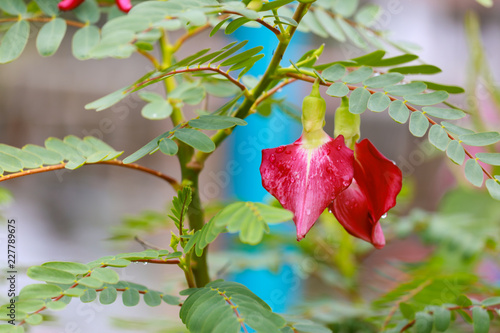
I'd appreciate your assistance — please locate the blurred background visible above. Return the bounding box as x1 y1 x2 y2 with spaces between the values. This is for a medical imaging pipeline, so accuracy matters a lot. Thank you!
1 0 500 331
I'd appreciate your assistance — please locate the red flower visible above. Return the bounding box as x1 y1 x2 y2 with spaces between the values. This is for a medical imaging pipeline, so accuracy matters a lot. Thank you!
260 134 354 240
58 0 132 13
329 139 402 249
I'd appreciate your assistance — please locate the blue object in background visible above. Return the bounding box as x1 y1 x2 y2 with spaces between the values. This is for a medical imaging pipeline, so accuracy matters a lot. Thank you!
224 25 307 316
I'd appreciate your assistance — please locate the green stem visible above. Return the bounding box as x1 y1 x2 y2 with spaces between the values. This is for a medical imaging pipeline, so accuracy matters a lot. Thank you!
194 1 311 166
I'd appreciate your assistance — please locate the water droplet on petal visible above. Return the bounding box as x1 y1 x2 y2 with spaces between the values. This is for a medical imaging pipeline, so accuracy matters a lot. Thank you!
381 213 388 219
270 154 276 163
276 146 285 153
325 148 331 154
292 157 297 161
285 150 291 154
328 208 333 213
306 209 311 216
342 180 350 187
336 145 342 151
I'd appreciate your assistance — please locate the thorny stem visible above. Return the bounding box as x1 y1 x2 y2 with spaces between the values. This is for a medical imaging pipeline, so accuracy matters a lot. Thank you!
284 72 497 182
0 160 181 190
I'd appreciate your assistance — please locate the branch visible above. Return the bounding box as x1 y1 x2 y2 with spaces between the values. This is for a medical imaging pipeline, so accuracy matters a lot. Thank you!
221 10 281 36
285 72 496 181
172 23 212 52
127 66 247 93
0 16 86 28
137 49 160 68
252 78 297 109
0 160 181 190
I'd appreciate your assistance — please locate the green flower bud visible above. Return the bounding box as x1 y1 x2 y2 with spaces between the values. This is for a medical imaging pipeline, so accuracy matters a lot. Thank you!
301 79 329 148
334 97 360 150
246 0 263 11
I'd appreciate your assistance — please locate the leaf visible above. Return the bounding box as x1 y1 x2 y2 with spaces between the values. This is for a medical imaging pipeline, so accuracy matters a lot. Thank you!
174 128 215 153
27 266 76 284
85 87 128 111
122 288 140 306
225 17 251 35
333 0 358 17
441 121 474 135
314 8 345 42
22 144 63 165
25 313 43 325
42 261 90 275
213 202 292 245
1 1 26 15
260 0 294 11
464 159 484 187
72 25 100 60
404 91 449 106
472 307 490 333
210 17 231 37
364 73 404 88
0 144 42 169
389 100 410 124
80 288 97 302
419 81 465 94
46 299 69 310
350 50 385 65
35 0 59 15
19 284 62 299
99 287 117 305
399 303 415 320
446 140 465 165
354 4 380 26
0 152 23 173
144 291 162 307
74 0 100 23
335 17 367 49
348 88 370 114
389 65 442 75
0 20 30 64
428 124 450 151
485 179 500 201
158 138 178 156
326 82 349 97
91 268 120 284
189 115 247 130
141 100 173 120
459 132 500 146
367 92 390 112
220 46 263 67
414 312 433 333
434 307 451 332
211 41 248 63
122 131 170 164
476 153 500 165
180 280 286 333
78 277 103 289
409 111 429 137
36 18 67 57
482 296 500 306
322 64 346 81
385 82 427 96
301 12 329 38
422 107 466 120
366 54 419 67
342 66 373 84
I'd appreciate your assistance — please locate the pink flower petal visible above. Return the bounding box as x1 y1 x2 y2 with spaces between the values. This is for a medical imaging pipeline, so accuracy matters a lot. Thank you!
329 139 401 249
58 0 85 10
354 139 402 222
260 135 354 240
115 0 132 12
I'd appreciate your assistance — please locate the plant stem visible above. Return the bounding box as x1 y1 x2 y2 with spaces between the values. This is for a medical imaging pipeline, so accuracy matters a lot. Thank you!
159 29 210 287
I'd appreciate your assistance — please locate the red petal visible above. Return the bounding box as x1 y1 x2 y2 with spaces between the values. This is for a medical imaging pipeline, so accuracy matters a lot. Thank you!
260 135 354 240
58 0 85 10
329 180 384 248
115 0 132 12
354 139 402 222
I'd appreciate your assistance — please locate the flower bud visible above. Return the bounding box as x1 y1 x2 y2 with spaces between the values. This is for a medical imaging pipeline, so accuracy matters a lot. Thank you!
246 0 263 11
334 97 360 150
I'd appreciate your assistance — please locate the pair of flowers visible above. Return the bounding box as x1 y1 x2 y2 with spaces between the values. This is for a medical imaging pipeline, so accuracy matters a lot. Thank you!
260 85 402 249
58 0 132 12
